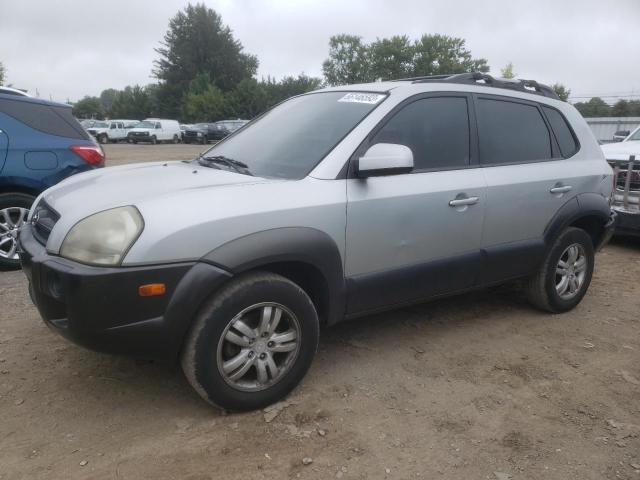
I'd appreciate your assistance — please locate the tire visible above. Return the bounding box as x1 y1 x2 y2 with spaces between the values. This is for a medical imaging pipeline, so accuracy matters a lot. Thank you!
150 135 157 145
181 272 320 411
526 227 595 313
0 193 35 270
172 135 179 144
201 136 207 145
127 137 134 144
98 134 108 144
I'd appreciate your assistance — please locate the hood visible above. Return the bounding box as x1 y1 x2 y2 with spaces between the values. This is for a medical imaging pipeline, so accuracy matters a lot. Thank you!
87 127 107 133
601 140 640 160
186 127 207 133
128 127 154 133
40 160 273 251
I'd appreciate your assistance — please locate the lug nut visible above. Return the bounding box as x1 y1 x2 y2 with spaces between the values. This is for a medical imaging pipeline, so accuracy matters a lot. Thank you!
259 353 266 360
267 341 275 348
248 351 254 358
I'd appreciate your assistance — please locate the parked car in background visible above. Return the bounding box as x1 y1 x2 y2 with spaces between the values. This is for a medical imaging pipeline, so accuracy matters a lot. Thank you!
19 73 614 410
213 119 249 139
79 119 101 129
0 92 104 268
180 124 192 142
183 123 217 144
87 119 138 144
127 119 181 144
601 132 640 236
0 87 30 97
612 130 631 142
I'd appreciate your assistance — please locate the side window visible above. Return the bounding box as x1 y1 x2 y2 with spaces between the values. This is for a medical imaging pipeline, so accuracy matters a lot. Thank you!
542 106 578 158
476 98 552 165
155 122 161 129
110 123 117 129
0 99 89 139
371 96 470 171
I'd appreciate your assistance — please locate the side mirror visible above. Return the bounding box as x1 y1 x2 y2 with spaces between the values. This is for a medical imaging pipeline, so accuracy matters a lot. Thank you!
356 143 414 178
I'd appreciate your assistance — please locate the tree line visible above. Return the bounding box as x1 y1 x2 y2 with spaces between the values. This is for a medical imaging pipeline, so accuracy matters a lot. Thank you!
9 3 633 122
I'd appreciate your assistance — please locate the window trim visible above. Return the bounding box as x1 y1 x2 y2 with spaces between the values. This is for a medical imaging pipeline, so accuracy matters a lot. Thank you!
540 104 581 159
473 93 562 167
345 91 478 179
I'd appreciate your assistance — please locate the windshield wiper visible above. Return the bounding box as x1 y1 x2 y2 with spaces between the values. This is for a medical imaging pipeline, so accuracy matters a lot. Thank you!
198 154 252 175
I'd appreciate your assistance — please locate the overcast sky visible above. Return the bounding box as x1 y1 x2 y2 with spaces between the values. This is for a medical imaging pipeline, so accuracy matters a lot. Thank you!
1 0 639 104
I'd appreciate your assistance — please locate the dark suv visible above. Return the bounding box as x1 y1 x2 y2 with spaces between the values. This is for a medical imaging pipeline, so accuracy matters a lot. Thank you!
183 123 217 144
0 93 104 268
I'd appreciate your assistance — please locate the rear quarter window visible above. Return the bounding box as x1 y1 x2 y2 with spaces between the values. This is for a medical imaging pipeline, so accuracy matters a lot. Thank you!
0 98 89 140
542 106 579 158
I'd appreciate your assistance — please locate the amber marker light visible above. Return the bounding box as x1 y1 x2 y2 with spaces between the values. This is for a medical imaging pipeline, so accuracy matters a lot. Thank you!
138 283 166 297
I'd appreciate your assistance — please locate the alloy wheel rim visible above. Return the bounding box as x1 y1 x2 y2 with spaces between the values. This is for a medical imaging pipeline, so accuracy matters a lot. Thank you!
555 243 587 300
0 207 29 261
217 302 301 392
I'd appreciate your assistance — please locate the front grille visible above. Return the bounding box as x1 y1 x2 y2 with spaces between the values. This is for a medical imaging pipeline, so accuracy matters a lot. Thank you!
31 201 60 245
608 158 640 212
185 131 199 137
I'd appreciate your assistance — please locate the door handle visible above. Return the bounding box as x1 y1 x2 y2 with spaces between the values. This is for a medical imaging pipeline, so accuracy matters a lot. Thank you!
449 196 479 207
550 185 572 194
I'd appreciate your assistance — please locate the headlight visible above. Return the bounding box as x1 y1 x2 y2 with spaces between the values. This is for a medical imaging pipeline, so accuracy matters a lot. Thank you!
60 206 144 266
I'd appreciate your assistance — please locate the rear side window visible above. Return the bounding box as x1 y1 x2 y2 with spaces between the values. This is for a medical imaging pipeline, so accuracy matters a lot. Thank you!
0 98 89 140
477 98 552 165
371 96 470 171
542 106 579 158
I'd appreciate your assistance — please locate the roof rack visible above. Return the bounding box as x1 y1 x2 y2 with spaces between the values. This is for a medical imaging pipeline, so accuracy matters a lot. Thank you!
391 72 560 100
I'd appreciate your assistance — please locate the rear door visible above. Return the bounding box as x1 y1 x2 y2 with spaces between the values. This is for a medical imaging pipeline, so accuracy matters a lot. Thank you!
345 93 487 314
476 95 581 283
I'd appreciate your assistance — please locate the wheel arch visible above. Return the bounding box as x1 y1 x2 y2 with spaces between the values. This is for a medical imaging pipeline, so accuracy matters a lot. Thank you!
544 193 611 249
202 227 346 326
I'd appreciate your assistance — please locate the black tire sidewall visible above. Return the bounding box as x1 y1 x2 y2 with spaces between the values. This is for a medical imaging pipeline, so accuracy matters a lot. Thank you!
188 274 319 411
543 228 595 312
0 193 35 269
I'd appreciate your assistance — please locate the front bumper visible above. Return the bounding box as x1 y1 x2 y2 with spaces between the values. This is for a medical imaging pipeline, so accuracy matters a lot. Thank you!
18 225 232 362
612 207 640 237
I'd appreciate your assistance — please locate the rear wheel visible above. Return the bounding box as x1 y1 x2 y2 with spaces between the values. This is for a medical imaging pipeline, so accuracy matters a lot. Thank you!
526 227 594 313
172 134 179 144
181 272 319 411
150 135 157 145
98 134 108 144
0 193 35 270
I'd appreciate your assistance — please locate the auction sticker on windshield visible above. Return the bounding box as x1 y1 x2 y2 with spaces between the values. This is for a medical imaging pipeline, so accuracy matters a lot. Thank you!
338 93 386 104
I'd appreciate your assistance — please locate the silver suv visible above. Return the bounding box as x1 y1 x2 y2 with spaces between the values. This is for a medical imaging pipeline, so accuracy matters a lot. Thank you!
19 73 615 410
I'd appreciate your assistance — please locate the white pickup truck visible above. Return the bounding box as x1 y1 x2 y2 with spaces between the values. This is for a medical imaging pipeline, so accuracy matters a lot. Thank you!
86 119 137 144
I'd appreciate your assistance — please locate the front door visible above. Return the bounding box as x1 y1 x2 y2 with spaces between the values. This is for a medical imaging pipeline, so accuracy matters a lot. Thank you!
345 94 486 314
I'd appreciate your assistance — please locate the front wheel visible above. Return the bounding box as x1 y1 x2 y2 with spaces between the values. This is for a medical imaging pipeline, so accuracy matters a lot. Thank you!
526 227 595 313
181 272 319 411
98 134 108 144
0 193 35 270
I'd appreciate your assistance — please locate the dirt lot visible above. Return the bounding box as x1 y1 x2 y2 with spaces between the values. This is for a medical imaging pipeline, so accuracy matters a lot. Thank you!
1 144 639 479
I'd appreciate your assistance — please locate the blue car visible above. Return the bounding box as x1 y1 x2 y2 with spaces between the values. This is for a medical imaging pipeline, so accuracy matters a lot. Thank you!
0 93 104 269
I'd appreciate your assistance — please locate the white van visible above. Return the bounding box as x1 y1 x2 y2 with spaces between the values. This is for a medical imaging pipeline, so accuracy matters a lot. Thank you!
127 118 181 144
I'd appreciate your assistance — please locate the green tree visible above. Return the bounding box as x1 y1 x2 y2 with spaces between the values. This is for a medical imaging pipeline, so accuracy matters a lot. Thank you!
369 35 414 81
322 35 371 85
611 99 630 117
72 96 104 119
0 62 5 86
107 85 155 120
552 83 570 102
573 97 610 117
262 74 322 105
153 3 258 117
410 34 489 77
501 62 516 79
99 88 118 112
322 33 489 85
627 100 640 117
182 77 226 122
225 78 270 119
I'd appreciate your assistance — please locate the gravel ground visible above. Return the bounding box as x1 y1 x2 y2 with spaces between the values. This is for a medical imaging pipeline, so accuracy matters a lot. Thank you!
0 144 639 479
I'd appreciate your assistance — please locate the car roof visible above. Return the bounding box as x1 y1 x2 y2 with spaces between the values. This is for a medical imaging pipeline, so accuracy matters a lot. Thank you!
0 92 72 108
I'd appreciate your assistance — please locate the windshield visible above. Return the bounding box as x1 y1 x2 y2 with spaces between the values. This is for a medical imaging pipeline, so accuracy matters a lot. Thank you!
92 121 108 128
193 123 209 129
135 120 155 129
201 91 386 179
627 127 640 141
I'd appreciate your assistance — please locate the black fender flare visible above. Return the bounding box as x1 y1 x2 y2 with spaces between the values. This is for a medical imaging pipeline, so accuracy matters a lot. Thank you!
202 227 346 325
544 193 611 246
